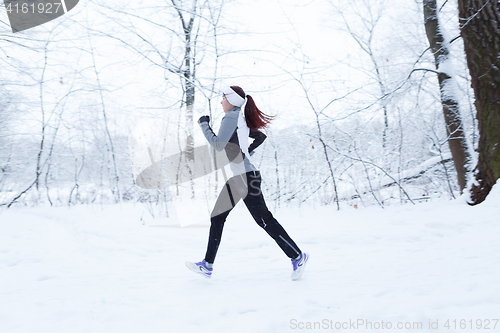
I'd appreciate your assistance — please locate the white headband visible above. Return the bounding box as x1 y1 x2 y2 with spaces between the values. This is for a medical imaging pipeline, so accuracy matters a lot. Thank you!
222 86 246 108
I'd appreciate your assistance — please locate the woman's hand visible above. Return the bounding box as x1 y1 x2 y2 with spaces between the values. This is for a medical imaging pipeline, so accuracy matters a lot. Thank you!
198 115 210 125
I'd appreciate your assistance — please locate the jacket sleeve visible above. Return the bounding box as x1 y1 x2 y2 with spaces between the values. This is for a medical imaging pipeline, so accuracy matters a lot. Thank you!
248 129 267 155
199 112 238 151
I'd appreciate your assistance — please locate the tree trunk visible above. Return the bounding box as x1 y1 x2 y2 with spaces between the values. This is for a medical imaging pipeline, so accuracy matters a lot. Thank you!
183 25 195 161
173 0 196 162
424 0 471 193
89 36 121 203
457 0 500 204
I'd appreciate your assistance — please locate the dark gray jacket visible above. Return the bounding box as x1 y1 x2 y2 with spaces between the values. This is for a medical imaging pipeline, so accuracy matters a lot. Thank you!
199 107 267 174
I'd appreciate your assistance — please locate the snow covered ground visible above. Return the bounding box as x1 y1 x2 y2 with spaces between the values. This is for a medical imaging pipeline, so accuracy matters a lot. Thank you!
1 187 499 333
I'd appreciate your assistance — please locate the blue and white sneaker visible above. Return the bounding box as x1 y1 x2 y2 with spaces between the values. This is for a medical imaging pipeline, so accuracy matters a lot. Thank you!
291 252 309 281
185 259 213 278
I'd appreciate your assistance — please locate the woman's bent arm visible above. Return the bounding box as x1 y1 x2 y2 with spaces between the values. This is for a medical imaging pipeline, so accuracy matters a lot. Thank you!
248 130 267 154
199 110 239 151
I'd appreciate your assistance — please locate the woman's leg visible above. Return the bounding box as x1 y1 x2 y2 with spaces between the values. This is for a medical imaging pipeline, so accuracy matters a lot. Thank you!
204 175 247 263
243 171 302 259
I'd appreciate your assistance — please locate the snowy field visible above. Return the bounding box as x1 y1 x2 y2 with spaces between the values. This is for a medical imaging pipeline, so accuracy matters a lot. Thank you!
1 187 499 333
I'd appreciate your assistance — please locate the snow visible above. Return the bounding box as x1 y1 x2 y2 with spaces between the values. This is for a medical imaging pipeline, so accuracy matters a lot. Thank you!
1 192 500 332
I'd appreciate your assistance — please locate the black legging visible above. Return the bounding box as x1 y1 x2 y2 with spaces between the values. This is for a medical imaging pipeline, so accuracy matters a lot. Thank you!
204 170 301 263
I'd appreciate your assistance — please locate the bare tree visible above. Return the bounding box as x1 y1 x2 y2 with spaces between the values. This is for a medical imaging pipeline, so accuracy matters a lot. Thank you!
89 0 224 155
86 0 226 204
87 33 121 203
336 0 391 151
171 0 197 161
423 0 471 193
5 36 56 207
288 70 348 209
457 0 500 204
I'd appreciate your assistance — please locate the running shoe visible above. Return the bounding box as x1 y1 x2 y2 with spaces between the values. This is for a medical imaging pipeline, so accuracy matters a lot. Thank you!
185 259 213 278
291 252 309 281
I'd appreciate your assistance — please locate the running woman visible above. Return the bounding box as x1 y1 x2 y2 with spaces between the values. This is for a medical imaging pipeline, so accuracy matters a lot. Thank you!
185 86 309 280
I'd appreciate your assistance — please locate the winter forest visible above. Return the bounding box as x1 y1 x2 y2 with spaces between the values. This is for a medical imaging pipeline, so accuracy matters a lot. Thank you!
1 0 495 210
1 0 500 332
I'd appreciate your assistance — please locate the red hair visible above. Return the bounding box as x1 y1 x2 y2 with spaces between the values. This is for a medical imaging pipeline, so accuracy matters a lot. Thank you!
230 86 274 130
